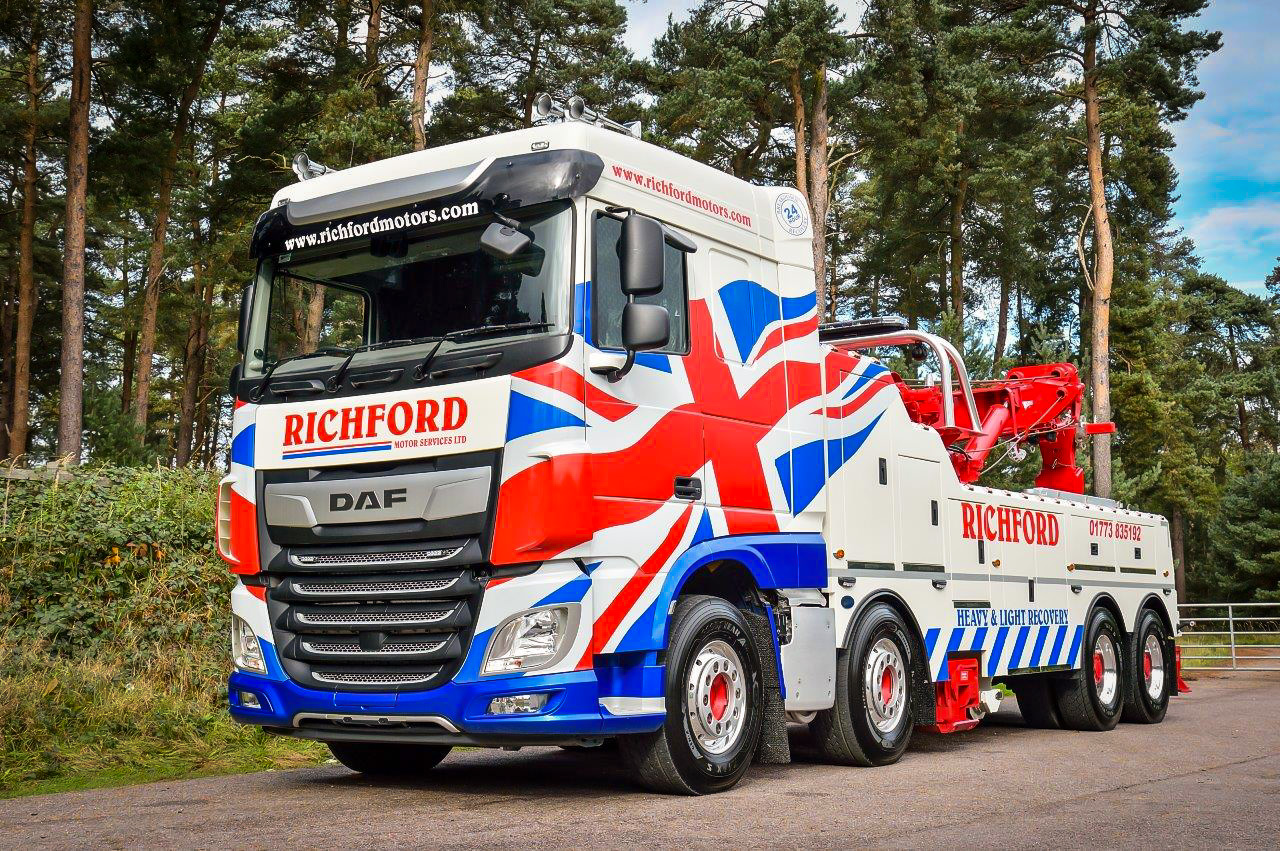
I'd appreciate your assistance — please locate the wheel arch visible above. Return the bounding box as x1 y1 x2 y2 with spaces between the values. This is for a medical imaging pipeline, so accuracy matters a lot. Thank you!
610 533 826 655
1138 592 1176 638
1088 591 1127 633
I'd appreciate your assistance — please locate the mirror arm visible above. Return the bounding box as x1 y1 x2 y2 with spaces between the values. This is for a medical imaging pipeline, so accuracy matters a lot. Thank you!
599 350 635 383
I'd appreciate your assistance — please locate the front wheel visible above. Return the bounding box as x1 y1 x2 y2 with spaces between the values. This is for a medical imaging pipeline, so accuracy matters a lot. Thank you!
1122 608 1171 724
619 595 764 795
811 602 915 766
328 741 451 776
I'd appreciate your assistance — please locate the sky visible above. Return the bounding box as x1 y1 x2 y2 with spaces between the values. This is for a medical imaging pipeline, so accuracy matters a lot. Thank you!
621 0 1279 293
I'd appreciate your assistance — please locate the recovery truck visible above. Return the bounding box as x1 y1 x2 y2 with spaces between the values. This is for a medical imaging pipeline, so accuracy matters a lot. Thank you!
220 95 1182 794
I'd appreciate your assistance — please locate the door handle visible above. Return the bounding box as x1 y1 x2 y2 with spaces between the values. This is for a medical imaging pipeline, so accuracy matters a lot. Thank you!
674 477 702 501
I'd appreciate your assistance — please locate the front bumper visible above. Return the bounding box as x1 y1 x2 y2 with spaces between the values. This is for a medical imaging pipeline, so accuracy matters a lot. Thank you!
228 657 665 744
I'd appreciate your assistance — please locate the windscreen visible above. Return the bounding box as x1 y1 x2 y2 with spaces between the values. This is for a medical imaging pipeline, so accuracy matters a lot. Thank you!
246 203 571 375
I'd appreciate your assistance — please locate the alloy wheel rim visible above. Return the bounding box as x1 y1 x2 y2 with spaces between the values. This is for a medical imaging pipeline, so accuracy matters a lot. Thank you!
1143 632 1165 701
864 636 908 734
685 639 747 756
1092 632 1120 708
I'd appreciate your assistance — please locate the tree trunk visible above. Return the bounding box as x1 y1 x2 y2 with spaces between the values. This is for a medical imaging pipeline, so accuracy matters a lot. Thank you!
58 0 92 463
176 225 205 466
994 264 1011 369
10 28 41 462
133 2 227 434
806 64 830 321
1171 507 1187 603
411 0 436 150
0 237 17 458
522 30 543 127
304 286 326 349
120 234 136 413
365 0 381 66
949 171 967 330
1083 6 1115 498
1226 325 1251 450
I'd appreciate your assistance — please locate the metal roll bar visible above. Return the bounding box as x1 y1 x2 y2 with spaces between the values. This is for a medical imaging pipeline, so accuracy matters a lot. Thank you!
828 329 981 431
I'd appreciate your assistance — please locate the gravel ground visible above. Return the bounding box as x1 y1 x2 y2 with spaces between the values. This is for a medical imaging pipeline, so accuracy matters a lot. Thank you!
2 672 1277 850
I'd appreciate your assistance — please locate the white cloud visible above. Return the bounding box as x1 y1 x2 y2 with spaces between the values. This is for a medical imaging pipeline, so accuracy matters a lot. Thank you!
1184 197 1280 278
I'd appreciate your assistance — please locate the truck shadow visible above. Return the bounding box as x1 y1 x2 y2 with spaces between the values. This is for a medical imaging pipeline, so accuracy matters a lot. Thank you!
302 704 1033 796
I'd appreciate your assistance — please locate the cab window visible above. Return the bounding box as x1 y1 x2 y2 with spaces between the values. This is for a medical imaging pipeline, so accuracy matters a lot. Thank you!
592 212 689 354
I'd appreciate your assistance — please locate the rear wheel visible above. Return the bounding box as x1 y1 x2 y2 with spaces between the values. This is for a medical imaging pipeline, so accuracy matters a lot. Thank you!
328 741 451 777
618 595 764 795
1009 675 1063 729
1122 608 1171 724
1053 607 1124 731
811 603 915 766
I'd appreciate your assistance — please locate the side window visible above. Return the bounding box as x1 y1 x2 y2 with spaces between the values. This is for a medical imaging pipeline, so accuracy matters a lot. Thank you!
592 213 689 353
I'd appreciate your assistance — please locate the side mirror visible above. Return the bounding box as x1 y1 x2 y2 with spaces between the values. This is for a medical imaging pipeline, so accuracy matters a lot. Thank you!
620 214 665 296
228 362 242 397
237 282 253 354
622 303 670 351
479 221 532 259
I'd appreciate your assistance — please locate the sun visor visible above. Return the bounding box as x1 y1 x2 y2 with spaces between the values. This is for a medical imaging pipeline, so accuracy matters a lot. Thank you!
284 160 489 226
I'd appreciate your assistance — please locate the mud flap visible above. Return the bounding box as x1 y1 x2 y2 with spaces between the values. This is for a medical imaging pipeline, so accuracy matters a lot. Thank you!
744 608 791 765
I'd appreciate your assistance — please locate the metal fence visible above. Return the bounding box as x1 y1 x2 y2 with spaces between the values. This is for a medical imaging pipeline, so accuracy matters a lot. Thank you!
1178 602 1280 671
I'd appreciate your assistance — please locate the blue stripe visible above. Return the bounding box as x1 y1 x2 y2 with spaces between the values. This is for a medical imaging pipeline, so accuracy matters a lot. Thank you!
1030 625 1051 667
283 443 390 459
506 391 587 441
970 626 988 652
842 363 889 399
924 627 941 660
938 627 966 682
988 626 1010 676
231 423 255 466
1067 624 1085 667
774 438 826 513
1049 624 1069 666
1009 626 1032 670
533 574 592 607
826 411 886 476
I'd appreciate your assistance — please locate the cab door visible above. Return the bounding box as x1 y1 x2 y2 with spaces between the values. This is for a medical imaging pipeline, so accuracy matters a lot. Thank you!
582 201 702 512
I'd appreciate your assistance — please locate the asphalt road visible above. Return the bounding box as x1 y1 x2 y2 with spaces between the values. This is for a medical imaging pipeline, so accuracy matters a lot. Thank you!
3 672 1278 850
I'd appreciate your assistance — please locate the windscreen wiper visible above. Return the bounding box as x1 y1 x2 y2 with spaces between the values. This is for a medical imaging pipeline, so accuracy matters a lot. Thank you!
411 322 554 381
327 335 439 391
251 346 351 401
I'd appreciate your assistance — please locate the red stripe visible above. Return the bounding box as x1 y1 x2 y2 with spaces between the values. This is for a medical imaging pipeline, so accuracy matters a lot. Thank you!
517 362 636 422
753 314 819 362
577 504 694 668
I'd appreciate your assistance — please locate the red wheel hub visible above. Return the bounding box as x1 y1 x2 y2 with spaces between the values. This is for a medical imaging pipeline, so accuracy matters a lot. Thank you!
709 673 729 721
1093 651 1105 684
881 667 894 706
1143 650 1153 679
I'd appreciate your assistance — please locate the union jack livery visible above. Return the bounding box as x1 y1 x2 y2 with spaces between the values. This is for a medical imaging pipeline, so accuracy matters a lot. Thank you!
220 99 1182 794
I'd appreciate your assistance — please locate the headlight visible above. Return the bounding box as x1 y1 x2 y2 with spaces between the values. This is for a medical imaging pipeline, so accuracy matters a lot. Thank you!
483 605 578 675
231 614 266 674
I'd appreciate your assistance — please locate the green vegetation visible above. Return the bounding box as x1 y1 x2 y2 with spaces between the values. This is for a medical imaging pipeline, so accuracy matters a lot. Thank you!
0 468 326 798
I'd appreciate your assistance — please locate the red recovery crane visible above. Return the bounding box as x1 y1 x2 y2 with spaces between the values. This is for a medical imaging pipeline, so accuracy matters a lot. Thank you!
820 318 1114 494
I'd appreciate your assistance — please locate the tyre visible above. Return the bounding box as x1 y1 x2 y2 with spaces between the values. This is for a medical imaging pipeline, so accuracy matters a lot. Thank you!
1009 675 1063 729
1122 608 1171 724
811 602 915 766
328 741 451 777
1052 607 1124 731
618 595 764 795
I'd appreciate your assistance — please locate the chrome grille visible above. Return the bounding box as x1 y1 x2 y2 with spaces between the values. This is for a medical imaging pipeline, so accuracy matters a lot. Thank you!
296 609 451 626
291 547 462 567
302 639 446 655
313 671 439 686
295 577 457 595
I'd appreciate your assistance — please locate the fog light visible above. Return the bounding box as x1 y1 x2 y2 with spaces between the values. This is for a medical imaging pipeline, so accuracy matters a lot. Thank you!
238 690 263 709
487 693 549 715
231 615 266 674
483 604 578 674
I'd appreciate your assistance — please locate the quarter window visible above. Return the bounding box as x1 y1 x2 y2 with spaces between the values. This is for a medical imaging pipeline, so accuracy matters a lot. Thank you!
592 213 689 353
